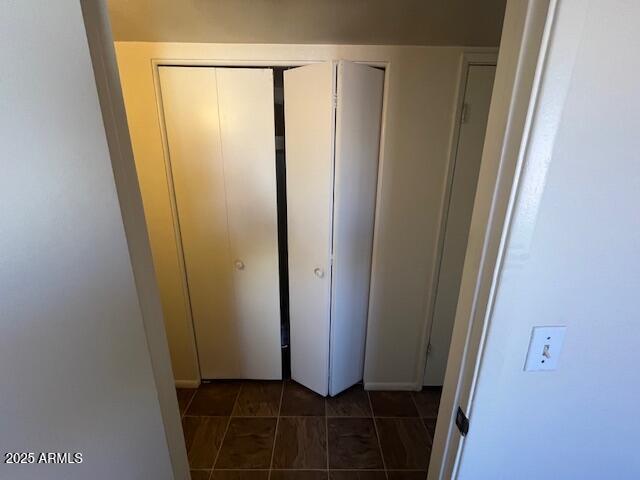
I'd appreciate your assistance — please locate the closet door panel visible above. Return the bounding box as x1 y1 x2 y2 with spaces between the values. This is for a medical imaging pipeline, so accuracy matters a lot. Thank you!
216 68 282 379
284 63 336 396
330 61 384 395
158 67 238 378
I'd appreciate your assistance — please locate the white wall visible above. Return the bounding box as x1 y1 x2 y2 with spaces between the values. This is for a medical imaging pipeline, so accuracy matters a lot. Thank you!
115 43 485 387
0 2 174 479
458 0 640 478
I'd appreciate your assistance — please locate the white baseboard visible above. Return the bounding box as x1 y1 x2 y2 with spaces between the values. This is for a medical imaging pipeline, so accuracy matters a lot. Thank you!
364 381 421 391
175 379 201 389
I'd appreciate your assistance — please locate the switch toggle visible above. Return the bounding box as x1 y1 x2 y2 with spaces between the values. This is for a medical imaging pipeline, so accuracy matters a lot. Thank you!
524 326 566 371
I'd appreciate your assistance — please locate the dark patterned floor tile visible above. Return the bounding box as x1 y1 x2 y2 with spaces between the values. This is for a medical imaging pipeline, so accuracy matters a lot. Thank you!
327 418 383 469
412 388 441 419
215 418 277 469
375 418 431 469
177 388 196 415
233 381 282 417
387 471 428 479
326 385 371 417
272 417 327 469
329 470 386 479
211 470 269 479
422 418 437 441
187 382 242 416
182 416 228 468
369 391 418 417
271 472 328 480
280 382 325 416
190 470 212 480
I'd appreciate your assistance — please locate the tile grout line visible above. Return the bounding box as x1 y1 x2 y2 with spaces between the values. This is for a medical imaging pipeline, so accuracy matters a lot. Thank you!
267 381 285 479
208 384 243 478
367 390 389 480
182 388 198 419
197 386 215 480
181 386 199 478
187 381 432 478
181 385 202 479
411 390 436 477
423 417 437 445
410 391 436 446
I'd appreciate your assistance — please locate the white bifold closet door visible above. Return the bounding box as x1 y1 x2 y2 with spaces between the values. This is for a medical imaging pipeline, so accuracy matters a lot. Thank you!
159 66 281 380
285 61 384 396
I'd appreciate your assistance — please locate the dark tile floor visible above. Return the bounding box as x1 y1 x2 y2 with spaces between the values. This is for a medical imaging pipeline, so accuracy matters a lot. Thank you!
178 380 441 480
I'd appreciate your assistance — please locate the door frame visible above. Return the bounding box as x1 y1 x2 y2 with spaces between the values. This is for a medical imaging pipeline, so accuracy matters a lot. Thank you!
150 58 389 388
79 1 192 478
419 51 498 387
428 1 556 479
81 0 553 478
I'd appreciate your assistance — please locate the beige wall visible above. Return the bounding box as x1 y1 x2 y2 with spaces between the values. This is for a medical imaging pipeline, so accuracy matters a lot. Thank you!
107 0 505 46
115 42 494 388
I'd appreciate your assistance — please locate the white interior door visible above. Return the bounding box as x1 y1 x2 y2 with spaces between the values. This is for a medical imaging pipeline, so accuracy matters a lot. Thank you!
159 66 237 378
284 62 336 396
160 66 281 380
216 68 282 379
329 61 384 396
423 64 496 385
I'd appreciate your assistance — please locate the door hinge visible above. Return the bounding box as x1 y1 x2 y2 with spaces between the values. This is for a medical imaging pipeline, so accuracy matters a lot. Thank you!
332 93 338 109
455 406 469 436
461 102 470 124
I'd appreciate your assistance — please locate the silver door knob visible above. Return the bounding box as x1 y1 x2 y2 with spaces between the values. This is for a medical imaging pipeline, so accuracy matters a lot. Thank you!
235 260 245 271
313 267 324 278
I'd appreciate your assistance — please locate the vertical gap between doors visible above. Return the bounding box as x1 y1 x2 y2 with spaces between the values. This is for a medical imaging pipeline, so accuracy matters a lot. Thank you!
273 67 291 379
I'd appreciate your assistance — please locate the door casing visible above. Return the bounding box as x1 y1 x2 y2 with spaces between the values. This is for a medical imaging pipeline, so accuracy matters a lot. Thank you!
421 57 498 387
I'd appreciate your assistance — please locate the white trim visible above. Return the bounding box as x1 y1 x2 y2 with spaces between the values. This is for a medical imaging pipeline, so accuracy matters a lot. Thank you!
427 2 556 479
152 57 389 69
458 0 560 427
151 63 203 385
417 50 498 388
364 381 419 391
174 379 201 389
364 60 392 388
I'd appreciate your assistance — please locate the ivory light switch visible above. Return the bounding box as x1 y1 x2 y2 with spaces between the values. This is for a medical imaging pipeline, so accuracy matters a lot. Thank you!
524 326 567 371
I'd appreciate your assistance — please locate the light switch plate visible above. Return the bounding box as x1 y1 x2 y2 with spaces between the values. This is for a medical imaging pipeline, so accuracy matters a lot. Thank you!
524 326 567 371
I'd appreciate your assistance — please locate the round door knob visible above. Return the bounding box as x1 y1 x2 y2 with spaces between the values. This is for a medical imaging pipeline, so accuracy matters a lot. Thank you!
313 267 324 278
235 260 245 271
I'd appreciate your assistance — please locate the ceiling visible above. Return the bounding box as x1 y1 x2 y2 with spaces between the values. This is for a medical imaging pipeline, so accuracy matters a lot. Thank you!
107 0 506 46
